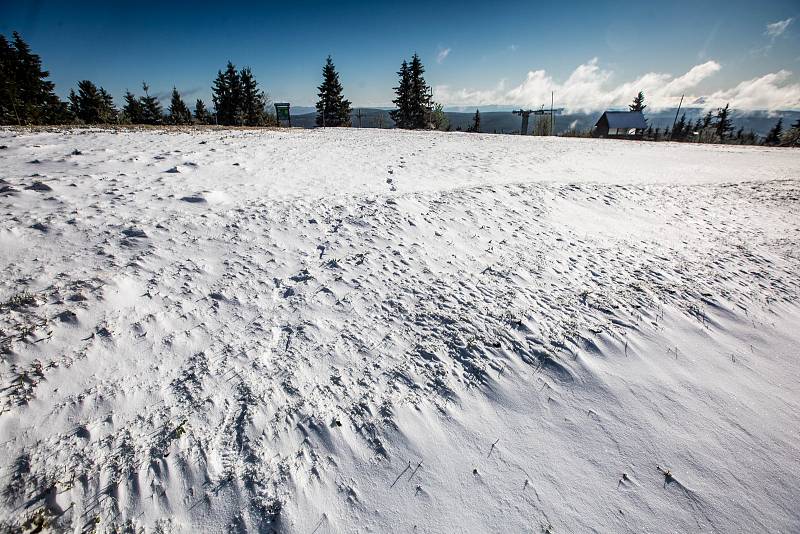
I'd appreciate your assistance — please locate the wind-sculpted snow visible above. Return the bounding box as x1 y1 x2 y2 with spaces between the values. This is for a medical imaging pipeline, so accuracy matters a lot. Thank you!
1 128 799 533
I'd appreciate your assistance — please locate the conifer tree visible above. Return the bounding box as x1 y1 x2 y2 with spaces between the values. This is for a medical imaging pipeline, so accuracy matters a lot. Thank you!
431 102 449 131
168 87 192 125
69 80 115 123
99 87 117 123
701 110 714 129
194 99 210 125
764 118 783 146
783 118 800 147
212 62 244 126
122 89 143 124
240 67 267 126
211 69 229 124
139 82 163 125
407 54 431 129
629 91 647 124
315 56 352 127
468 109 481 133
0 32 68 124
123 90 143 123
673 113 687 140
390 60 411 129
714 103 733 140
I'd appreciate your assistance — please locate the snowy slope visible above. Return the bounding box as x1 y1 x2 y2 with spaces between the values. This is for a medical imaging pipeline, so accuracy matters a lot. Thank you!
0 127 799 533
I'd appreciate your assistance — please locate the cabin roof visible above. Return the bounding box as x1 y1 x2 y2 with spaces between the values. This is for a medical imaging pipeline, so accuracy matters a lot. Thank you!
597 111 647 130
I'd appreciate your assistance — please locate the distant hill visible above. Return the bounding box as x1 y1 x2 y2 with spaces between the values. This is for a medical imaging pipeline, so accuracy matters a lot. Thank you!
287 107 799 139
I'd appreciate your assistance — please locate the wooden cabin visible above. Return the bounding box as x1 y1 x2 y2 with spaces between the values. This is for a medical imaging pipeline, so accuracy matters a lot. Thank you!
593 111 647 138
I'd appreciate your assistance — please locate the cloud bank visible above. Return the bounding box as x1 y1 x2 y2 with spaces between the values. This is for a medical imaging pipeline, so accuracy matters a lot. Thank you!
434 58 800 111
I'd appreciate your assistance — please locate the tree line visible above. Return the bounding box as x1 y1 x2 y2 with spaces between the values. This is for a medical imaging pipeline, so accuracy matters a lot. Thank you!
2 31 799 145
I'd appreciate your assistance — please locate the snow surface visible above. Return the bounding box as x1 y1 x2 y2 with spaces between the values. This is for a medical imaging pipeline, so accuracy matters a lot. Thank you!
1 127 799 533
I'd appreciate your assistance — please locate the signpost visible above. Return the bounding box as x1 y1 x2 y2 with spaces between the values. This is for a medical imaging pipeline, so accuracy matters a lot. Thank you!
274 103 291 127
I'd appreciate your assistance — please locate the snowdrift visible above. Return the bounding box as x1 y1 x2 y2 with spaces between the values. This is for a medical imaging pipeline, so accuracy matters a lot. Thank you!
1 127 799 533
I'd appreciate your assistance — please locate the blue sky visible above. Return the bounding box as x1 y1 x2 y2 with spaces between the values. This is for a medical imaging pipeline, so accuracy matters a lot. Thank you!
2 0 799 110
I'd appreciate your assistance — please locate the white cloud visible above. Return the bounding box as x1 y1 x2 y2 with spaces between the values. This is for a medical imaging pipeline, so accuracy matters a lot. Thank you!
509 44 519 52
433 58 800 111
766 18 793 38
436 47 451 64
704 70 800 110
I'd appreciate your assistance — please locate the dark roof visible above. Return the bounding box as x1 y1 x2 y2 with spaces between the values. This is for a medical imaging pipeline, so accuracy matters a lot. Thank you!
597 111 647 130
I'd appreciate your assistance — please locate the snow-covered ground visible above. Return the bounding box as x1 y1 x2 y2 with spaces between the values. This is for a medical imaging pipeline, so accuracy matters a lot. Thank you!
1 127 799 533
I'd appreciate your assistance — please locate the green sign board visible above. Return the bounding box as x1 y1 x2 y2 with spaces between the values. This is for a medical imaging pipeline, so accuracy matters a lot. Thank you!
275 103 291 125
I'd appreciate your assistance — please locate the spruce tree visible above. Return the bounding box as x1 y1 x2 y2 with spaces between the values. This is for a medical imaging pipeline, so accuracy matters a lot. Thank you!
0 34 20 124
701 110 714 129
211 69 229 124
168 87 192 125
212 62 243 126
407 54 431 129
629 91 647 124
69 80 114 123
468 109 480 133
315 55 352 127
714 103 733 140
431 102 449 131
139 82 163 125
673 113 687 140
194 99 210 125
123 90 143 123
99 87 117 123
1 32 68 124
781 118 800 147
764 118 783 146
240 67 267 126
390 60 411 129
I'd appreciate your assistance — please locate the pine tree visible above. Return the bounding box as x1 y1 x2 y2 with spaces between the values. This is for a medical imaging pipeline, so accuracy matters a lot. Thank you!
1 32 68 124
390 60 411 129
407 54 432 129
212 62 244 126
122 90 143 123
168 87 192 125
315 56 352 127
194 99 210 125
0 34 20 124
714 103 733 140
764 118 783 146
701 110 714 129
69 80 115 123
431 102 449 131
240 67 267 126
781 118 800 147
99 87 117 123
629 90 647 124
468 109 481 133
673 113 687 140
139 82 163 125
